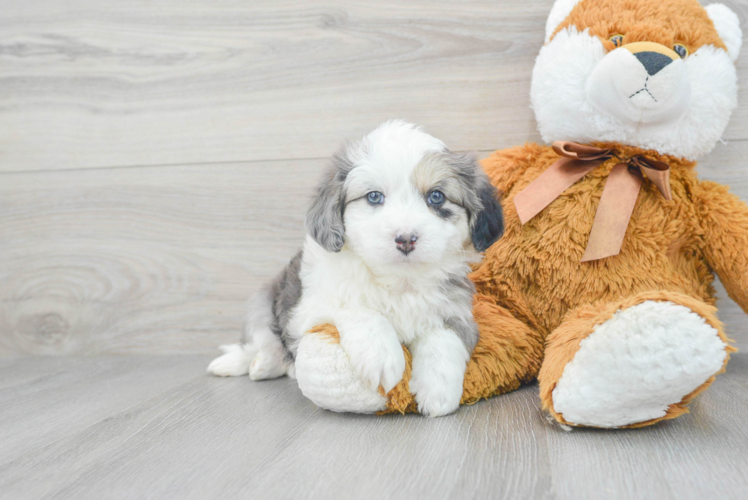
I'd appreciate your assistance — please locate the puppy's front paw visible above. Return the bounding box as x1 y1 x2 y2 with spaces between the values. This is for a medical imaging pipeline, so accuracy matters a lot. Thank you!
410 370 464 418
410 363 463 417
344 336 405 394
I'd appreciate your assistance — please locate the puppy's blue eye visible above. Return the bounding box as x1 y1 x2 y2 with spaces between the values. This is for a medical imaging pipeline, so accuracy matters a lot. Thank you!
367 191 384 205
428 190 445 206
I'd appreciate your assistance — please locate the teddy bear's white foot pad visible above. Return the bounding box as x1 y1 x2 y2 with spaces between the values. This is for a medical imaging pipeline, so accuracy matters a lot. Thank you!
552 300 727 428
295 333 388 414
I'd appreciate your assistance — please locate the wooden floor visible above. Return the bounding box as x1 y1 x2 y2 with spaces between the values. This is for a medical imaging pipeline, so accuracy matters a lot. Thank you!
2 0 748 498
0 353 747 500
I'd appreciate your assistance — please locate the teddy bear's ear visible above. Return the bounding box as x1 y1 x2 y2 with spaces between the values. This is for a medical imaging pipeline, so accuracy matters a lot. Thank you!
705 3 742 62
544 0 583 43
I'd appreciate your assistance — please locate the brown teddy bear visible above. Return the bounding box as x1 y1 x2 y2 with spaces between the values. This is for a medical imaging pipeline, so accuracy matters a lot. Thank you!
293 0 748 428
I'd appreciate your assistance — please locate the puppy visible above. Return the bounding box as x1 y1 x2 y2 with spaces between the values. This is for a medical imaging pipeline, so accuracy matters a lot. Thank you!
208 120 504 416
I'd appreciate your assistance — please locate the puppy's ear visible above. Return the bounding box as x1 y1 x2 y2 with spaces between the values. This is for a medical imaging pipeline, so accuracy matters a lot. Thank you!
442 151 504 252
305 151 351 252
471 179 504 252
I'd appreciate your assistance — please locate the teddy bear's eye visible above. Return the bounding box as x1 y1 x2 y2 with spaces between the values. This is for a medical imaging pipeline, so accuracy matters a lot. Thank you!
673 43 688 59
609 34 624 47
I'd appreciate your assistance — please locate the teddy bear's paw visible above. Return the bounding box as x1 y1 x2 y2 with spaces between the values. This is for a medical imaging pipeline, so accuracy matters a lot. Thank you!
295 332 388 414
551 300 728 428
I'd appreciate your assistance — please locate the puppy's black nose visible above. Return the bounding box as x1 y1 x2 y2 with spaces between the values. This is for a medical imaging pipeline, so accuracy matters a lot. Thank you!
634 51 673 76
395 233 418 255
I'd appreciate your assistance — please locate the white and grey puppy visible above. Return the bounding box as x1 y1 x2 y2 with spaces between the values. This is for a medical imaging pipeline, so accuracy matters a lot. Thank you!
208 120 503 417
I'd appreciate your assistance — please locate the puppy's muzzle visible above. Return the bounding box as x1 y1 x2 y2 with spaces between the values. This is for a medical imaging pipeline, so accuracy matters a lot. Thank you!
395 233 418 255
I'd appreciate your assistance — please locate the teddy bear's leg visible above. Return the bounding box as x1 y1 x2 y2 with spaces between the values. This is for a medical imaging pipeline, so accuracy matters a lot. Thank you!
539 291 733 428
295 295 545 414
295 325 389 413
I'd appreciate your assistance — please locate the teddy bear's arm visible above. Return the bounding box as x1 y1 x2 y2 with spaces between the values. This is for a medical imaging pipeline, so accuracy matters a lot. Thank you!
697 180 748 313
480 144 548 194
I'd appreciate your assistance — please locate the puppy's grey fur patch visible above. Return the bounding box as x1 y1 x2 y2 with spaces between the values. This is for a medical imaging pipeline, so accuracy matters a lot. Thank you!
442 274 479 353
442 152 504 251
432 205 455 220
270 250 304 361
243 251 304 362
412 151 504 252
305 146 356 252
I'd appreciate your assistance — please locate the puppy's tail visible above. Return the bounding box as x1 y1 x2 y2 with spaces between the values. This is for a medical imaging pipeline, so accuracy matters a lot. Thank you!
208 278 294 380
207 343 257 377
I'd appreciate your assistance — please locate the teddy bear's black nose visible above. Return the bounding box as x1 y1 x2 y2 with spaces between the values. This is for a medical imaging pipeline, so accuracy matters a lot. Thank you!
634 51 674 76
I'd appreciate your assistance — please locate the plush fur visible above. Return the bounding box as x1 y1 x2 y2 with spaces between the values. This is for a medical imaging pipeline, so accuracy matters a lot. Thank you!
293 0 748 428
550 300 727 428
208 120 504 418
533 0 739 160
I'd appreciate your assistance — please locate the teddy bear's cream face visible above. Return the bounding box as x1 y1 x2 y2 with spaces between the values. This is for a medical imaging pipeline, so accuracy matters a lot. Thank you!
531 0 742 160
586 41 692 126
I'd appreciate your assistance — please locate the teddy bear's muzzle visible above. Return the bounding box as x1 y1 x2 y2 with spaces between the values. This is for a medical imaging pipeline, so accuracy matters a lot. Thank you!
626 41 680 76
586 41 691 126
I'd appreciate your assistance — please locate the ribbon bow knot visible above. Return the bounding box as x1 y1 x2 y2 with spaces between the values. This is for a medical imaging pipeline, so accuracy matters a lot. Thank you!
513 141 672 262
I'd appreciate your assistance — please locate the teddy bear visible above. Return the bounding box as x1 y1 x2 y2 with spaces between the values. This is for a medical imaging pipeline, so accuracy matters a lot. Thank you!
292 0 748 428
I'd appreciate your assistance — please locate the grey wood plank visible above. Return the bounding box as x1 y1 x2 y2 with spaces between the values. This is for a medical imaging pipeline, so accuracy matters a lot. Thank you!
1 0 745 172
0 356 210 467
0 359 322 500
245 387 553 500
0 0 544 172
1 355 746 500
547 354 748 500
0 159 326 355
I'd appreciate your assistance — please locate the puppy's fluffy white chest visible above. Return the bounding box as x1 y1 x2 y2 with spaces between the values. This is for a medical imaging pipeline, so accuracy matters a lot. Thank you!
289 237 473 346
364 278 453 344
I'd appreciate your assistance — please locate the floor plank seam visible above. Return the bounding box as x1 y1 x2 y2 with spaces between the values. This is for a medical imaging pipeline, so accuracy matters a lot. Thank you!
0 150 504 176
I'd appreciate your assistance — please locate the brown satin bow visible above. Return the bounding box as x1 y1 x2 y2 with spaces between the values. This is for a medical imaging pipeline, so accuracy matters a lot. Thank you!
513 141 672 262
